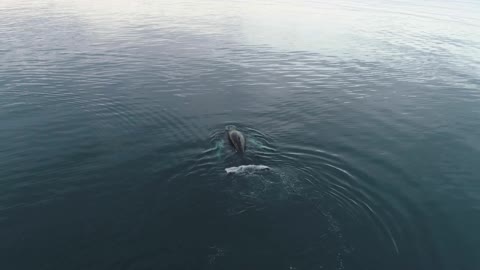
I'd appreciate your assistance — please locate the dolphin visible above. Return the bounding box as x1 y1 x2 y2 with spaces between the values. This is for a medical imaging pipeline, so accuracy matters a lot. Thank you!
226 126 246 153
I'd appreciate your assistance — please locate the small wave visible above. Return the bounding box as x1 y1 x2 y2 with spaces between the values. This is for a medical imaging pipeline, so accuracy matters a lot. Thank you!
225 165 271 174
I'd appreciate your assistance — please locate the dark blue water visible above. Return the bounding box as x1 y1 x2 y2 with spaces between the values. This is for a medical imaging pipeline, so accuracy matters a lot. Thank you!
1 0 480 269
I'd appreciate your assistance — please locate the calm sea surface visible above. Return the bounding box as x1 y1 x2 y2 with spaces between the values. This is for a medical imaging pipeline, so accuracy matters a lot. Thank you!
1 0 480 269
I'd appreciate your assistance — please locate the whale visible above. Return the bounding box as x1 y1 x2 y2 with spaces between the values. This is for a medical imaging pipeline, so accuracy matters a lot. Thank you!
226 126 246 153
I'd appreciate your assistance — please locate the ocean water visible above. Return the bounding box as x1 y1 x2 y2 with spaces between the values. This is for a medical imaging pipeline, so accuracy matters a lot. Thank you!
1 0 480 269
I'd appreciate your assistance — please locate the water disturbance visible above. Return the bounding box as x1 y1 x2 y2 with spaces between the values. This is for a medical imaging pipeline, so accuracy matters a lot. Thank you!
1 0 480 269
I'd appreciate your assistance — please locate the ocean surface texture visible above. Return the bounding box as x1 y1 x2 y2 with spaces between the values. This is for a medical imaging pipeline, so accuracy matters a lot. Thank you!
1 0 480 269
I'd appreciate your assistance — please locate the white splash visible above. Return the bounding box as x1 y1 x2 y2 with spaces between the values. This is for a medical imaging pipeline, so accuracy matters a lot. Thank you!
225 165 271 174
